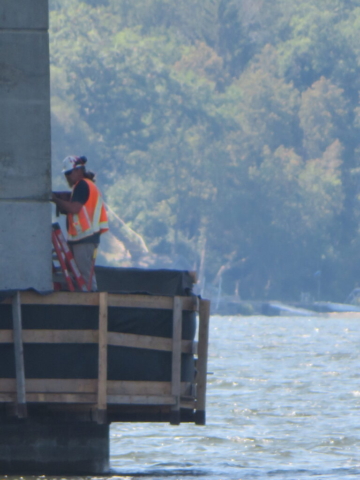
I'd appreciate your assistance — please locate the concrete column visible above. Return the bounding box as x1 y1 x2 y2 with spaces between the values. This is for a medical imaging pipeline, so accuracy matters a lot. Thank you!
0 0 52 291
0 420 109 475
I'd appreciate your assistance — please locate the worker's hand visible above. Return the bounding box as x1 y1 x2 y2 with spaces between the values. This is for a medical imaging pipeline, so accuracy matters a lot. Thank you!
51 193 58 203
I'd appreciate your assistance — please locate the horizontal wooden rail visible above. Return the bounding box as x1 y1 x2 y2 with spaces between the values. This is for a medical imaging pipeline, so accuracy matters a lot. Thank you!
0 392 196 408
107 395 176 405
0 393 180 406
2 291 199 311
0 393 96 404
0 379 193 396
0 330 197 354
0 329 97 344
0 379 195 408
108 332 197 354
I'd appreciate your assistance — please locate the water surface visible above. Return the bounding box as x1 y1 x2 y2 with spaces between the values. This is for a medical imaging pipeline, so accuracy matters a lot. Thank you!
9 314 360 479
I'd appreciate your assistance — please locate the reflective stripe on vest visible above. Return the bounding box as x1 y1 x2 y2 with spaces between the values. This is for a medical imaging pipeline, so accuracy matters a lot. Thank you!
68 179 109 242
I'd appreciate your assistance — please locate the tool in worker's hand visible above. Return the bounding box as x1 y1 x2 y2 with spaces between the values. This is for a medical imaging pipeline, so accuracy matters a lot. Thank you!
52 191 71 217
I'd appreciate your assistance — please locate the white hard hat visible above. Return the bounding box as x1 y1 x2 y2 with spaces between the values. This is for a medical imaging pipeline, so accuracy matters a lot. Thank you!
62 156 81 174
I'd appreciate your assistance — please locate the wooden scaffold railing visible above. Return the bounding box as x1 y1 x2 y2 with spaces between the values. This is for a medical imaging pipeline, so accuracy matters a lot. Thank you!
0 290 210 424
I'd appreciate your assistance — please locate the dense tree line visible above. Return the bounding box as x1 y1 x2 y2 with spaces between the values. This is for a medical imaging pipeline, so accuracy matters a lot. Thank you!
49 0 360 302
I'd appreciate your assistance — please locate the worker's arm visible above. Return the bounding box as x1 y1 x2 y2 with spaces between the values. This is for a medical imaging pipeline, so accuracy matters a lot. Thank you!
51 193 83 214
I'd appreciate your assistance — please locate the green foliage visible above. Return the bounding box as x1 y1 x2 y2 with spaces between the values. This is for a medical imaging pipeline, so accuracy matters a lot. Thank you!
299 77 348 159
49 0 360 301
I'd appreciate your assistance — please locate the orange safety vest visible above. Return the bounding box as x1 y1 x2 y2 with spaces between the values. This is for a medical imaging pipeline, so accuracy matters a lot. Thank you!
67 179 109 242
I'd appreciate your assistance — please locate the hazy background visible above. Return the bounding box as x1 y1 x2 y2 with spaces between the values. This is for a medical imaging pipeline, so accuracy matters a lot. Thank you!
49 0 360 303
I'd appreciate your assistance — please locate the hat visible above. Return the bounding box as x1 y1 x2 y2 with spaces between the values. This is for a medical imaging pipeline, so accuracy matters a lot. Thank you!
62 155 87 174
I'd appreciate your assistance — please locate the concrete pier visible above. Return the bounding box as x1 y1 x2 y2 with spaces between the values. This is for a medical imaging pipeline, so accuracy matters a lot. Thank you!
0 419 109 475
0 0 52 291
0 2 111 475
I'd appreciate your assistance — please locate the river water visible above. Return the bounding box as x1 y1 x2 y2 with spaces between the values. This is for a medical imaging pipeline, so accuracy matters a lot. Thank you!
9 314 360 480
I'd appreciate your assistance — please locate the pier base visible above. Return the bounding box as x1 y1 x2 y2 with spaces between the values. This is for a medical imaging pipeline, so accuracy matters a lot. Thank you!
0 419 109 475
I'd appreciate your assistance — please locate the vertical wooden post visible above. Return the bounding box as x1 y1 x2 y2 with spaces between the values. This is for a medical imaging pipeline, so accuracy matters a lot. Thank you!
97 292 108 424
12 291 27 418
195 299 210 425
170 296 182 425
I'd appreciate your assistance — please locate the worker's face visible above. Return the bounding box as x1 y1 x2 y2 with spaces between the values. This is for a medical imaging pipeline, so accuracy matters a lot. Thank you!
65 168 82 187
65 170 75 187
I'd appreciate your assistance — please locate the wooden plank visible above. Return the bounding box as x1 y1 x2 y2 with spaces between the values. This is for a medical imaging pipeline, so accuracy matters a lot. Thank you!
107 380 172 396
195 299 210 425
23 329 97 344
26 393 96 404
0 393 176 406
108 332 196 354
0 378 96 393
4 291 100 306
0 330 196 353
170 296 182 425
107 395 176 405
97 292 108 423
108 293 198 311
0 392 178 406
106 381 193 397
108 331 172 350
0 330 97 344
0 379 193 396
0 331 12 343
12 292 27 418
0 393 14 403
3 291 198 311
108 293 172 310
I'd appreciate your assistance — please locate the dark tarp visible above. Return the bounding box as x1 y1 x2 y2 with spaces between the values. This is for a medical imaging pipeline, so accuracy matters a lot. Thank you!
0 344 194 382
0 267 195 300
95 266 194 296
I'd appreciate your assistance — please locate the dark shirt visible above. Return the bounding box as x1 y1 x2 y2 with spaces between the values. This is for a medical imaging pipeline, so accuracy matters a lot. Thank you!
71 178 90 204
68 179 101 245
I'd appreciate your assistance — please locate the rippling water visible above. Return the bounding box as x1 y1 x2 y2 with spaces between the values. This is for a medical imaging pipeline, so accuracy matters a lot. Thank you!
9 314 360 480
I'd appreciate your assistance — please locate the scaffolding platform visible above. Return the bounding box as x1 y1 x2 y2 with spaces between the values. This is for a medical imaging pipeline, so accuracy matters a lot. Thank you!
0 268 210 474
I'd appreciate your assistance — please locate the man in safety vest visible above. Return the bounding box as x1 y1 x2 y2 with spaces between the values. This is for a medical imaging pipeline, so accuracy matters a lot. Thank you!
52 156 109 291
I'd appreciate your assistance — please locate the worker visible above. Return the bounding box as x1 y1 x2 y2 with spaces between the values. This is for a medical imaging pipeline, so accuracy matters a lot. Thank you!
52 156 109 291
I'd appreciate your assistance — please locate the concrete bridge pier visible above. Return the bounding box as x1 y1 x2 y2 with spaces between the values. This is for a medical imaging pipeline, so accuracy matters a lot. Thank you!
0 2 110 475
0 419 109 475
0 0 53 292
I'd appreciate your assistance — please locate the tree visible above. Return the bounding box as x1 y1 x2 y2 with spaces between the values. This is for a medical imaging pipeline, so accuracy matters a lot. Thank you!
299 77 347 159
